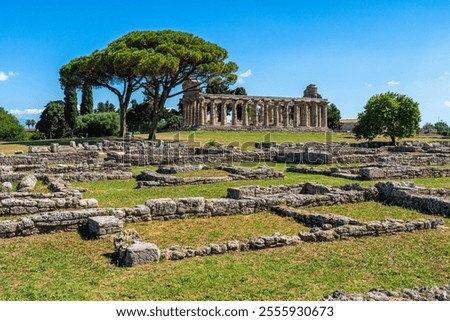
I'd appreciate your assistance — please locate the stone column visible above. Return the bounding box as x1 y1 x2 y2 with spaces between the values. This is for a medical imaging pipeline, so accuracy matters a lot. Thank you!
293 104 299 127
321 103 327 128
242 101 249 126
252 103 258 126
263 102 269 127
203 101 208 125
198 101 205 126
311 103 318 127
273 103 279 126
210 101 217 126
283 103 289 127
221 101 227 126
313 103 319 127
300 102 308 127
192 102 196 126
187 102 192 126
192 100 198 126
231 101 237 126
269 105 273 124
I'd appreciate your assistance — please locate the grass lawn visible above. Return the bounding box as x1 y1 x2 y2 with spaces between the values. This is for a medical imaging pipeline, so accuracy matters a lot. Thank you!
73 171 368 208
0 212 448 300
1 130 449 155
153 131 450 147
1 131 450 301
310 201 441 222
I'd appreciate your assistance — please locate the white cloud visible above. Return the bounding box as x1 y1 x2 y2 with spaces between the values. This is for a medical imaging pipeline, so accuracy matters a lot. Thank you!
387 80 400 86
236 69 252 84
9 108 43 115
365 83 373 88
0 71 19 81
444 101 450 107
443 72 450 76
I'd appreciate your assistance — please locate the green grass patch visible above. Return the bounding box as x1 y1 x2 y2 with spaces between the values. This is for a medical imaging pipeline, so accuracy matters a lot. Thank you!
172 169 229 178
0 222 448 300
72 173 363 208
311 201 441 222
130 211 307 248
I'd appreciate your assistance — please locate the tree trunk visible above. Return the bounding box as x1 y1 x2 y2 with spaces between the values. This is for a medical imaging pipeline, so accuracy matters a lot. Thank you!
390 136 396 145
119 104 127 139
148 116 159 140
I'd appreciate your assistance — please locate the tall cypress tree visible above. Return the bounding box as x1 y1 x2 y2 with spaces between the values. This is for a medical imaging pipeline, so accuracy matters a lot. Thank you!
63 84 78 135
80 81 93 115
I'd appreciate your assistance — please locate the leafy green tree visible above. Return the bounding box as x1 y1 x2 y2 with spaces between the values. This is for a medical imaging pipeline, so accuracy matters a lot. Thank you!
61 30 238 139
25 119 36 128
75 112 119 137
327 103 342 130
96 100 116 113
353 92 421 145
422 122 435 130
60 50 143 138
127 99 150 133
36 101 69 139
231 87 247 95
165 115 183 131
63 84 78 134
434 121 449 135
80 81 94 115
205 81 246 95
0 107 25 141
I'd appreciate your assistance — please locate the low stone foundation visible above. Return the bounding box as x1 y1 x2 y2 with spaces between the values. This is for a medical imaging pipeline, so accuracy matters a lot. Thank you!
1 181 447 239
161 232 301 261
324 284 450 301
376 182 450 217
272 206 444 242
0 190 97 216
136 165 284 188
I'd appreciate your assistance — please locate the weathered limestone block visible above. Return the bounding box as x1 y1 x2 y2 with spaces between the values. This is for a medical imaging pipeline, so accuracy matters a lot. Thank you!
120 241 160 266
17 175 37 192
145 198 177 218
175 197 205 215
114 231 160 267
0 220 19 237
87 216 123 238
1 182 13 193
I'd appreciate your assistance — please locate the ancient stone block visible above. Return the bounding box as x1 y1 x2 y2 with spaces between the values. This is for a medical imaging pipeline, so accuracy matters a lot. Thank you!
1 182 13 193
87 216 123 238
120 241 161 266
175 197 205 214
145 198 177 217
17 175 37 192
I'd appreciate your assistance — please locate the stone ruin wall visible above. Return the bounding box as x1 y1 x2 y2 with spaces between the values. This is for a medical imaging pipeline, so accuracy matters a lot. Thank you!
0 190 98 216
1 181 448 239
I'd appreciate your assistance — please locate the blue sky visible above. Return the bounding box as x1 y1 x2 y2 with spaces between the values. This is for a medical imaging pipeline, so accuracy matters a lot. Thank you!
1 0 450 125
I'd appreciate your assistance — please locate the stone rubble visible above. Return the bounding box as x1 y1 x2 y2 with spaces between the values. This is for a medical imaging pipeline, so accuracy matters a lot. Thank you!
324 284 450 301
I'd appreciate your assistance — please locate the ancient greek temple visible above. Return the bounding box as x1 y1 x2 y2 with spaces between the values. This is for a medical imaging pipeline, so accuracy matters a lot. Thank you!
181 81 328 130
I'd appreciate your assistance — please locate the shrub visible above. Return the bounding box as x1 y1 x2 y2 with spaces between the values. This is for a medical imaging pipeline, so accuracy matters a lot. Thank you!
29 132 47 140
0 107 26 141
75 112 119 137
36 101 69 139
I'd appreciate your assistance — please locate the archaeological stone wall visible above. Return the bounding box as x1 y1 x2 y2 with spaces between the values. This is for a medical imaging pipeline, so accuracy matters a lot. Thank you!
376 182 450 217
0 151 99 166
136 165 284 188
324 284 450 301
1 181 447 239
0 190 98 216
0 183 378 239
